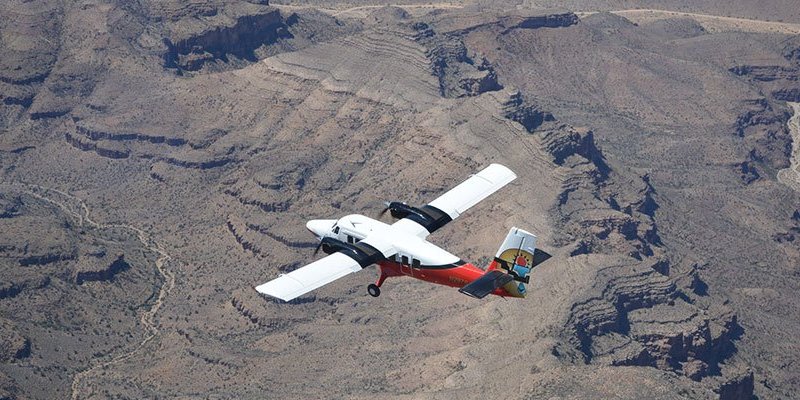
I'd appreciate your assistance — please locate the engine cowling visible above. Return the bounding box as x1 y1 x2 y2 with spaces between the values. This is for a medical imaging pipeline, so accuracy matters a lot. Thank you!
318 237 385 268
385 202 415 219
319 237 348 255
383 202 452 233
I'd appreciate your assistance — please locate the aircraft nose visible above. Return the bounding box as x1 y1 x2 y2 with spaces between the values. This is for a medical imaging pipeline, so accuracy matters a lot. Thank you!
306 219 334 238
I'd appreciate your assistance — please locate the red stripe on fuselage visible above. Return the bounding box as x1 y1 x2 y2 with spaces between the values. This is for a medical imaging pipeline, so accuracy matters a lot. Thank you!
376 260 516 297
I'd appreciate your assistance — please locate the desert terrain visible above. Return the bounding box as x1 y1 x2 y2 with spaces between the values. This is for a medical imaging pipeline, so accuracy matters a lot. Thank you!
1 0 799 399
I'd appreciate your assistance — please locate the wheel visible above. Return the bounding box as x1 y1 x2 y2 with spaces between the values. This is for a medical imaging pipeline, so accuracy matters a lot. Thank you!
367 284 381 297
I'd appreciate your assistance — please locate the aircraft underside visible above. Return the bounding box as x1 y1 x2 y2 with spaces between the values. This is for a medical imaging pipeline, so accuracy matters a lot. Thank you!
371 260 519 298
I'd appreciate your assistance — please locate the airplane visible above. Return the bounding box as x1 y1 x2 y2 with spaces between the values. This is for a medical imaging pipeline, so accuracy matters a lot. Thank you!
255 163 552 302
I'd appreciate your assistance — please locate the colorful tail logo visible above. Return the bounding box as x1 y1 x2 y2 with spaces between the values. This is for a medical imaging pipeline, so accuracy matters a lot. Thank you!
489 227 541 297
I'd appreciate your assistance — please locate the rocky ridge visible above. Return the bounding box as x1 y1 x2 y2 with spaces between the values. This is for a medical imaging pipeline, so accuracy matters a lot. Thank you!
163 6 361 73
534 121 747 391
777 102 800 192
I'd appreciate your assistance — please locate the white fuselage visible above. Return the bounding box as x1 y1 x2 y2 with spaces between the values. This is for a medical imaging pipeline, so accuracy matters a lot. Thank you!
306 215 460 267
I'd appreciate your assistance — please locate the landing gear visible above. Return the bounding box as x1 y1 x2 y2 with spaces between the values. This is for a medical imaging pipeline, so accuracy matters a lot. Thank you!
367 284 381 297
369 266 392 298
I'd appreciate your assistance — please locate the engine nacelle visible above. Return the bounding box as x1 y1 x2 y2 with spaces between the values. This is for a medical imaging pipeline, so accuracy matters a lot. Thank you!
319 237 348 255
385 202 415 219
384 202 452 234
318 237 385 268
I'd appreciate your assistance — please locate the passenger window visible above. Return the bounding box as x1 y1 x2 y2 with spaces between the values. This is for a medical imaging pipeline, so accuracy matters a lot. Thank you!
347 236 354 244
333 227 339 234
412 259 421 268
401 255 409 265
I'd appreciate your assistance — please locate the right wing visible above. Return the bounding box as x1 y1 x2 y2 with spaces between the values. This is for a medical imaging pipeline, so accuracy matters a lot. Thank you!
256 236 395 302
392 163 517 238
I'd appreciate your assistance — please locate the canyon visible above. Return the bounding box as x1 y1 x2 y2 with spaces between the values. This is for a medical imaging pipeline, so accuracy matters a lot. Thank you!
1 1 799 399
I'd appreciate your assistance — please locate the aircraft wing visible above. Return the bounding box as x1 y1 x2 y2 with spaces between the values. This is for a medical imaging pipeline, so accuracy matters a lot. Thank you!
392 163 517 237
256 236 394 302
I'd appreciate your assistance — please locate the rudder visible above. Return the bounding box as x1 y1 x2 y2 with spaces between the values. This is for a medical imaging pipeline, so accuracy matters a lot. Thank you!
486 227 551 297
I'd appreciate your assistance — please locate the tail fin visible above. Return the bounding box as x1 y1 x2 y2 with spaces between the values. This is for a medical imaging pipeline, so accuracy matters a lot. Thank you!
486 227 551 297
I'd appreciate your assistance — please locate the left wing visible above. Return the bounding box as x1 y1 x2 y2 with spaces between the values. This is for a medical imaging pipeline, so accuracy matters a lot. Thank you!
256 236 394 302
392 163 517 238
255 253 362 301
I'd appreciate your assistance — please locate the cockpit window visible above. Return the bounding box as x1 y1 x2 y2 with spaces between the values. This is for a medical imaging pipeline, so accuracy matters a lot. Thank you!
333 227 339 234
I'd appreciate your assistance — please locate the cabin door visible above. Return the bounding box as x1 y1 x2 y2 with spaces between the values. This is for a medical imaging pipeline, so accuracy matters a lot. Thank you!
399 255 413 276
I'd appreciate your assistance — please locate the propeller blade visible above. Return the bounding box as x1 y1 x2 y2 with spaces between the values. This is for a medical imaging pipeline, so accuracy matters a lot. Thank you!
379 201 392 217
313 241 323 256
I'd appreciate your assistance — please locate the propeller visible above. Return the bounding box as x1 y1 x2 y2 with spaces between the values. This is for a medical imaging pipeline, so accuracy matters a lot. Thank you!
378 201 393 218
379 201 412 219
313 237 335 256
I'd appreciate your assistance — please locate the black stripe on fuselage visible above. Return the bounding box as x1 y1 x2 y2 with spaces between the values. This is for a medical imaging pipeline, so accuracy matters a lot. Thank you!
405 204 452 234
414 260 466 270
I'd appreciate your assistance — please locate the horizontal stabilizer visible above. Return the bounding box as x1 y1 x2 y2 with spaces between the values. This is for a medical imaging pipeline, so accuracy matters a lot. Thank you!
533 248 552 266
458 270 514 299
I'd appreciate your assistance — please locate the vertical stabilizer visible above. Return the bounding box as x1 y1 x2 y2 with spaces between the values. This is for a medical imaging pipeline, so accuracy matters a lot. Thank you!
486 227 550 297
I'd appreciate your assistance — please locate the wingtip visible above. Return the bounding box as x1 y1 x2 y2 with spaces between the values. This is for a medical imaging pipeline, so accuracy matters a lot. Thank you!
255 284 281 299
255 287 293 302
256 281 306 302
487 162 513 171
485 163 517 181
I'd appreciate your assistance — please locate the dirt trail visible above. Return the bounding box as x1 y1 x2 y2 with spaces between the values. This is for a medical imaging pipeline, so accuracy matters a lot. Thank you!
330 3 462 17
577 9 800 34
1 183 177 400
278 3 800 34
273 2 463 17
778 102 800 192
